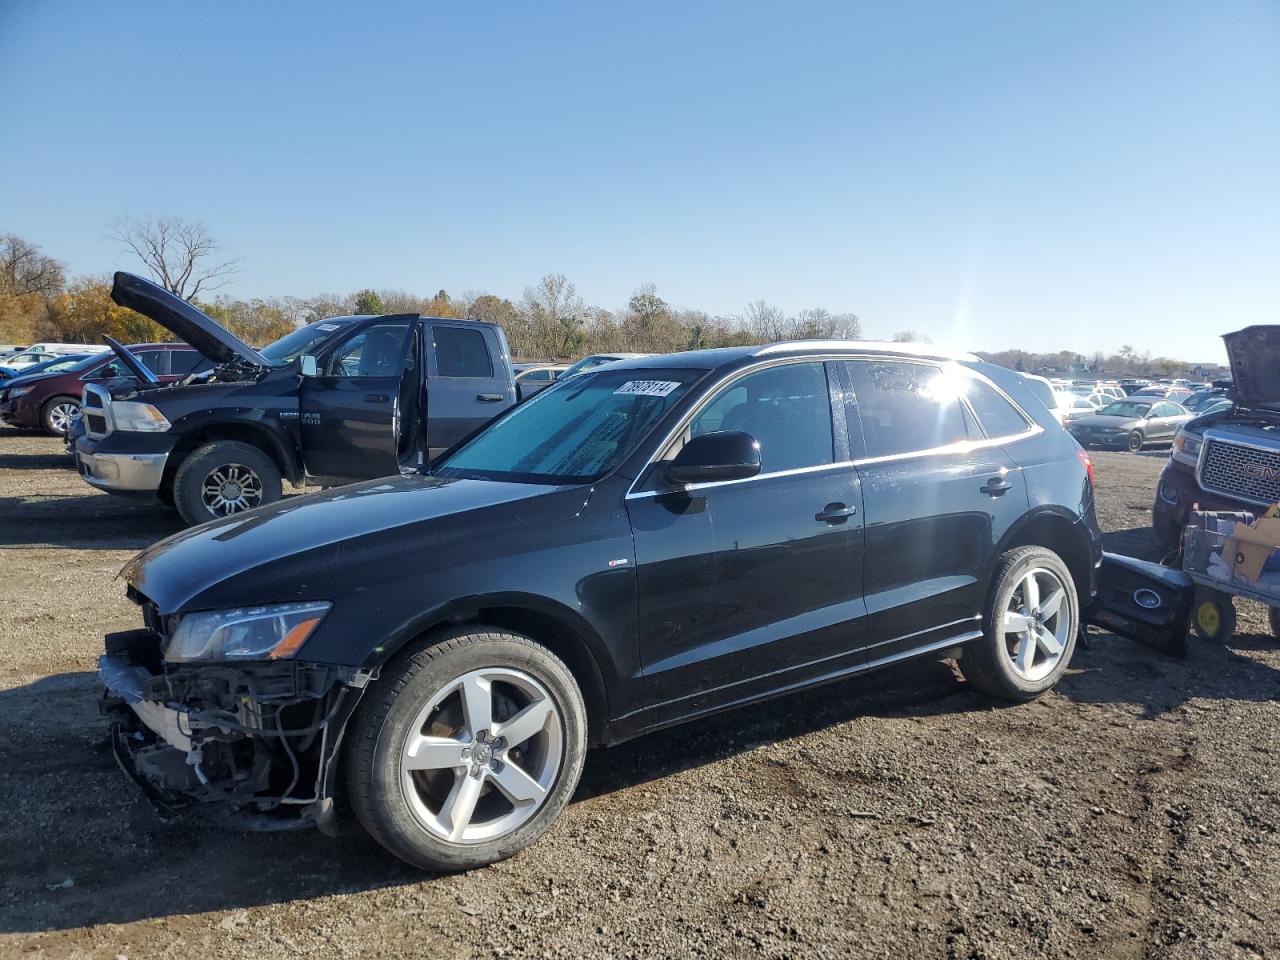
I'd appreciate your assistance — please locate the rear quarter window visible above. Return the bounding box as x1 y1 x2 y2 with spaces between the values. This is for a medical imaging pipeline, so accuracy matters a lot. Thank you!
966 379 1030 438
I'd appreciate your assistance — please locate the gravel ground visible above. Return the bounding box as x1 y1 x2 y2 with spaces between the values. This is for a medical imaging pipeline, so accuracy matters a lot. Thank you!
1 431 1277 960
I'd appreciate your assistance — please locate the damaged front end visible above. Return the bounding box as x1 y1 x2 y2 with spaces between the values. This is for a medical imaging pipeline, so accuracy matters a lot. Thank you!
100 609 369 834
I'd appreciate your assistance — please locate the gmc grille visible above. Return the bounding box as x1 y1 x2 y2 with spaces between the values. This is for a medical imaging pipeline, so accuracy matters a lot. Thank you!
1198 435 1280 507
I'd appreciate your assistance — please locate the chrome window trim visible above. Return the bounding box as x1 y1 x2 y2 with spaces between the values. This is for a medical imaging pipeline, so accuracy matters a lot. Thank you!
623 354 1041 500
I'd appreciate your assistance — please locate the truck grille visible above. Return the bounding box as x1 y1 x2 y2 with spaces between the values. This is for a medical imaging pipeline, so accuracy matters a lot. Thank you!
82 384 111 438
1198 434 1280 507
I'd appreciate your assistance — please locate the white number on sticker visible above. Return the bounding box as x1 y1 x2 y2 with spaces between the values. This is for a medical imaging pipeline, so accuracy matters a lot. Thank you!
614 380 681 397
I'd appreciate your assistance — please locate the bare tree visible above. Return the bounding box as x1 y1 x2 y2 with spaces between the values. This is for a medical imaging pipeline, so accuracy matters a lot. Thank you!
109 216 239 301
0 233 65 297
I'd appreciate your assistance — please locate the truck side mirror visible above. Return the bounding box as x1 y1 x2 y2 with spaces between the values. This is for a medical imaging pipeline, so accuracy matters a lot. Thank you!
298 355 318 377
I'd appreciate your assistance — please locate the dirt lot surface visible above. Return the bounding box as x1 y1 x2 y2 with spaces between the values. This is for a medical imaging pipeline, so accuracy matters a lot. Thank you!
1 431 1277 959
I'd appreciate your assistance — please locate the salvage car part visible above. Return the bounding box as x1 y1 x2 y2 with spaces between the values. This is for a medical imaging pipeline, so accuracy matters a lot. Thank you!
1086 552 1193 657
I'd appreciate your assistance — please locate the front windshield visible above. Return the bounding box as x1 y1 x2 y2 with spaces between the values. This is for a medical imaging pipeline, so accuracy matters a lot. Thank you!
436 367 703 484
259 319 357 366
1100 401 1151 418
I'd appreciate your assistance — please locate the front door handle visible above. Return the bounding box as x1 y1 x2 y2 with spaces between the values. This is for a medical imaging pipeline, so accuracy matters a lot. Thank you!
815 502 857 524
365 393 390 403
980 476 1013 496
477 393 504 402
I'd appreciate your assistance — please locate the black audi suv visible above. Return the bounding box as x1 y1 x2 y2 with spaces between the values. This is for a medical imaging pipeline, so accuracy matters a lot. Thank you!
99 341 1102 870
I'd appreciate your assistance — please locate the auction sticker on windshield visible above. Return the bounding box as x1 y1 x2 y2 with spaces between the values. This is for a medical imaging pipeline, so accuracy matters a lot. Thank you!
614 380 682 397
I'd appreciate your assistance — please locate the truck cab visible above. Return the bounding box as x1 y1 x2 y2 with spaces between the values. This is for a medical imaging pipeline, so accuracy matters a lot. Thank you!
75 273 517 525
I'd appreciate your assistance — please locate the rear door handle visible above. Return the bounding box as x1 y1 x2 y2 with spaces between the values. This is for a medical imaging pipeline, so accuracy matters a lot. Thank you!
815 502 857 524
980 476 1013 496
365 393 390 403
477 393 504 402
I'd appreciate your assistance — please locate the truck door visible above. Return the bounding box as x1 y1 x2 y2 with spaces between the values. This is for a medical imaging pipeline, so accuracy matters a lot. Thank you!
425 322 516 459
300 317 417 482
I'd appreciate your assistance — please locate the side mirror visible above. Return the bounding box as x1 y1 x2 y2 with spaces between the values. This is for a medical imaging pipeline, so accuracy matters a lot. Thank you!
664 431 761 486
298 355 318 377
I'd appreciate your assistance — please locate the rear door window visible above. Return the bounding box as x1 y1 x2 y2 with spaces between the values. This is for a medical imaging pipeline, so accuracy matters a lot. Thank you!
432 326 493 378
845 360 972 458
965 378 1030 438
169 350 211 375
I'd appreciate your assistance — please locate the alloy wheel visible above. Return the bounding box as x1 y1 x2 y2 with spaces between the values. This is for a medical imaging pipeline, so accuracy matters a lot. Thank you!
1001 567 1073 682
398 667 564 845
48 401 78 435
200 463 264 515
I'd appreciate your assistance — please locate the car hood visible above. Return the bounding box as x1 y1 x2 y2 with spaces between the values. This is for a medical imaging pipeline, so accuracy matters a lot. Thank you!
104 336 159 385
1222 325 1280 407
1071 414 1142 428
111 272 268 368
122 474 592 613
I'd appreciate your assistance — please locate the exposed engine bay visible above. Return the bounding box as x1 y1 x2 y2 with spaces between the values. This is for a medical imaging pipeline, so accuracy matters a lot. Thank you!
101 626 368 833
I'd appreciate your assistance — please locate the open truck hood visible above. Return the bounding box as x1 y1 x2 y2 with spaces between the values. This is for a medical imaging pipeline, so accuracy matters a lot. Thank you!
1223 325 1280 408
111 272 269 368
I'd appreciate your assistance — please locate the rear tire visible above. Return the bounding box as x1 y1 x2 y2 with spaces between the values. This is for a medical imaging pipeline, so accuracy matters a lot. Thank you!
1127 430 1144 453
41 395 79 436
172 440 282 526
344 627 587 871
959 546 1079 701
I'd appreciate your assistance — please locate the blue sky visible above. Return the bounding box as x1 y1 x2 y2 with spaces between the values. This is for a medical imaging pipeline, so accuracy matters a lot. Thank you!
2 1 1276 361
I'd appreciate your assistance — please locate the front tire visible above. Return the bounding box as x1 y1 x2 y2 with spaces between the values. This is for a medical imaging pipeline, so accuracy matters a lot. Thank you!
959 546 1079 701
1127 430 1144 453
172 440 282 526
345 627 588 871
41 395 79 436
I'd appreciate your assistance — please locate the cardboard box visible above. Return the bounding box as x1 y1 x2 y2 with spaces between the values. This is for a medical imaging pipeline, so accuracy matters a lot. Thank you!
1223 516 1280 584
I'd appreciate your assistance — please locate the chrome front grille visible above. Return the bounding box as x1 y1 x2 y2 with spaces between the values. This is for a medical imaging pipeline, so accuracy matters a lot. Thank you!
1198 433 1280 506
82 384 112 438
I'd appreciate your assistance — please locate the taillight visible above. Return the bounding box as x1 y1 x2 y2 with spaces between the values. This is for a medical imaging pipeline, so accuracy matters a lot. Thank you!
1077 448 1094 486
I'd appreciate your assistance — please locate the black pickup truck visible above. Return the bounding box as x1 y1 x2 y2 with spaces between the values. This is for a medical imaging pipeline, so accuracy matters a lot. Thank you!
74 273 518 525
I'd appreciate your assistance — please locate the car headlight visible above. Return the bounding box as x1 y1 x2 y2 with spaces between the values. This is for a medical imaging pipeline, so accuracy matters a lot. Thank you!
111 401 171 432
8 386 33 398
1172 429 1202 466
165 601 332 662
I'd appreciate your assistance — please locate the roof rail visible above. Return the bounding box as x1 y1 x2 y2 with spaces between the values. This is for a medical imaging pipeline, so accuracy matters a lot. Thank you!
752 339 980 363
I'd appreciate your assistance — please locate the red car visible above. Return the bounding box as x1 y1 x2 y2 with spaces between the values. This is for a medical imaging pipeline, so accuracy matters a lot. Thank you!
0 343 209 435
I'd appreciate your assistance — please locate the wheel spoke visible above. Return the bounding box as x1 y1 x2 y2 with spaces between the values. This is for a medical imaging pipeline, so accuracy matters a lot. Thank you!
1015 632 1037 673
1039 586 1065 621
1004 610 1033 633
459 675 493 739
403 734 468 771
439 771 484 840
1022 573 1040 612
490 761 547 805
494 698 553 748
1036 626 1064 656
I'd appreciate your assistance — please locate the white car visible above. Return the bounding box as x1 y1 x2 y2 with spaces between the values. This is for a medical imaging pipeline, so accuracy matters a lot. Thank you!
1 342 100 370
1058 392 1101 423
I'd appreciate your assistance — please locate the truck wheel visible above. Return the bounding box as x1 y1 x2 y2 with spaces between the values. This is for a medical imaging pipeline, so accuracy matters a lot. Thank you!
1192 589 1236 643
172 441 282 526
1127 430 1144 453
41 396 80 436
958 546 1079 701
344 627 587 871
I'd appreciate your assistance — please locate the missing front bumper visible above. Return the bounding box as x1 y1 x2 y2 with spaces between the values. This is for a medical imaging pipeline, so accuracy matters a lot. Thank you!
99 632 366 832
